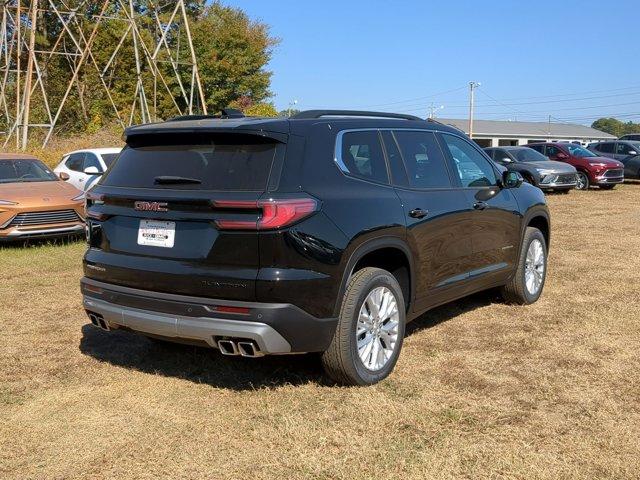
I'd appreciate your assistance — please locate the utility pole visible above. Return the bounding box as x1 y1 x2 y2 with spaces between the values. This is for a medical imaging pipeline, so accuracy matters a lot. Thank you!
21 0 37 150
427 103 444 119
468 81 480 138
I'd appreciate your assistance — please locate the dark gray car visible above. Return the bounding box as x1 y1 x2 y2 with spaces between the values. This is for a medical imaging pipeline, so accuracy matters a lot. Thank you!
484 146 577 192
587 140 640 179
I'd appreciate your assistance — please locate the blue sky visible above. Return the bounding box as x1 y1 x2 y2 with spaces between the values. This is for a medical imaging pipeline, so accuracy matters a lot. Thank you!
222 0 640 125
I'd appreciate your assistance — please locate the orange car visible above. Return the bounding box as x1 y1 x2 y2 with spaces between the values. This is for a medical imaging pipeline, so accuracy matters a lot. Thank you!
0 153 85 241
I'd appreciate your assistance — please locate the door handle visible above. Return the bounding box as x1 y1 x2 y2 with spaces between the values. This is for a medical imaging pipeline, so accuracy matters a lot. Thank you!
473 201 488 210
409 208 428 219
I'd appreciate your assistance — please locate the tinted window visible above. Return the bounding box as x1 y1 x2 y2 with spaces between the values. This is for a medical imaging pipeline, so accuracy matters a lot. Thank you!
101 153 119 167
441 134 497 187
528 144 544 153
102 134 278 191
380 130 407 186
0 159 57 184
545 145 562 157
616 143 638 155
65 153 84 172
598 142 614 153
493 149 513 163
340 130 388 183
83 153 102 171
394 130 451 188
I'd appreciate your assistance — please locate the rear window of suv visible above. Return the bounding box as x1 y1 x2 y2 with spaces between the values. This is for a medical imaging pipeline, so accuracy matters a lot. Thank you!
101 133 278 191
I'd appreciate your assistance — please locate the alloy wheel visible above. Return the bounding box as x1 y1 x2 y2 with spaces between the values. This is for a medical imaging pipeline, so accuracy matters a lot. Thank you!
356 286 400 371
524 239 545 295
576 172 588 190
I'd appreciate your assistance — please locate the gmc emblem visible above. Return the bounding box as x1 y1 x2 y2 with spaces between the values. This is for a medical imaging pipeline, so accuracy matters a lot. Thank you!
134 201 168 212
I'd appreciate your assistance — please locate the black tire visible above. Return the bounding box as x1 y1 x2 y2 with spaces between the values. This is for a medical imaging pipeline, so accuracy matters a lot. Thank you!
557 189 571 194
575 171 589 190
500 227 547 305
321 267 406 386
599 184 615 190
522 174 535 185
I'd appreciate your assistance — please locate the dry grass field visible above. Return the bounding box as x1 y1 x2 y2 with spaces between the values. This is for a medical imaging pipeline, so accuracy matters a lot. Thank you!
1 185 639 479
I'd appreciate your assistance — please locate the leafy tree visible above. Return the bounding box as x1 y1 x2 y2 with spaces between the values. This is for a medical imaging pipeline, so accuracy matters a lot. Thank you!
244 102 278 117
592 117 640 137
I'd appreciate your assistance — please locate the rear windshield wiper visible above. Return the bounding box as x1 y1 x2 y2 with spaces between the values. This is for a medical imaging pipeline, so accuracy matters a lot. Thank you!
154 175 202 185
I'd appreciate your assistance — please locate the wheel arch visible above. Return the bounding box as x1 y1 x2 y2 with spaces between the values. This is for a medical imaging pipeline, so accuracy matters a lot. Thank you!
334 237 415 317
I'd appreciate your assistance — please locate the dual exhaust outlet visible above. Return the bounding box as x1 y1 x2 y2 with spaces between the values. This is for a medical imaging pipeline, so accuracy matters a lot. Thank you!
87 311 110 331
217 338 263 358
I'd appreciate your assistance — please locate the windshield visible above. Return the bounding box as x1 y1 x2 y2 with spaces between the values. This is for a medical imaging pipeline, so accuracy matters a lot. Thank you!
510 148 549 163
566 144 597 157
101 153 119 167
0 159 58 184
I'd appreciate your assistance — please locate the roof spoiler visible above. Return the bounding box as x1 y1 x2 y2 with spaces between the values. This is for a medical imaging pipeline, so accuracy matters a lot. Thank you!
167 108 245 122
291 110 423 121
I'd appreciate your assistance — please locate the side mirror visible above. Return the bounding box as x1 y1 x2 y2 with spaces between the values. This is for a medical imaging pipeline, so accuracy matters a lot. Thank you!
629 150 637 155
500 157 512 163
556 152 568 160
502 170 523 189
83 166 102 175
58 171 70 181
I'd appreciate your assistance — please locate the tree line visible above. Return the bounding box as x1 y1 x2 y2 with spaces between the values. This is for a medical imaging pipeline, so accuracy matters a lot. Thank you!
591 118 640 138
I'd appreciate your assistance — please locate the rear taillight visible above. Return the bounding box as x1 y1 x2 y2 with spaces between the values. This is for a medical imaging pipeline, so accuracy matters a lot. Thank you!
213 197 319 230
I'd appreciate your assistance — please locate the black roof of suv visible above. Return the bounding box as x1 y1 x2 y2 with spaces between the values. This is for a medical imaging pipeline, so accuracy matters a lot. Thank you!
82 109 551 385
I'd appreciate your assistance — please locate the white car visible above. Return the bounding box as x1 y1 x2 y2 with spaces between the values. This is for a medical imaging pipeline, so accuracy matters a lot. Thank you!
54 147 121 191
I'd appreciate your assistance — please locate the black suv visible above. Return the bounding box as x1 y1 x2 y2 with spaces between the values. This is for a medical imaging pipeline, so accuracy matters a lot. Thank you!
82 110 550 385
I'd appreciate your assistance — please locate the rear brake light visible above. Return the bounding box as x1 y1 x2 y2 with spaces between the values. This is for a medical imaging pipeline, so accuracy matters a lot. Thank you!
213 305 251 315
213 198 318 230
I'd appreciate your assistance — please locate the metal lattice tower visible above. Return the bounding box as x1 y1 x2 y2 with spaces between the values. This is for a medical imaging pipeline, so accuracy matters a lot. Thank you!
0 0 207 149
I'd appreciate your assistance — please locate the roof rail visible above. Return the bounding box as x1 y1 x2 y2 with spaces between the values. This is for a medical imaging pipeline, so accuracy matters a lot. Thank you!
291 110 423 121
167 108 245 122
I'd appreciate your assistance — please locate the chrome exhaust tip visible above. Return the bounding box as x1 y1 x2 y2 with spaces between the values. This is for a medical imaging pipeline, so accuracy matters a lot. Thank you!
217 339 239 356
237 341 263 358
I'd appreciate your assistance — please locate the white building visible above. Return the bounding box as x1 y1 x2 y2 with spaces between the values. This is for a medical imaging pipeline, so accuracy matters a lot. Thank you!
437 118 615 147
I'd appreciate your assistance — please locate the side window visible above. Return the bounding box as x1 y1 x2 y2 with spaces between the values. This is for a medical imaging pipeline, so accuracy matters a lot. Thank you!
380 130 408 186
339 130 388 184
494 149 512 163
440 133 497 187
528 144 544 153
615 143 631 155
65 153 85 172
545 145 561 157
83 153 102 171
598 142 614 154
393 130 451 188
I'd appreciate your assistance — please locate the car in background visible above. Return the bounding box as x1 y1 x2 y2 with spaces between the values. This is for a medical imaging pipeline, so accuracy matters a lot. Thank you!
0 154 85 241
527 142 624 190
484 146 577 193
587 140 640 179
619 134 640 141
54 148 121 191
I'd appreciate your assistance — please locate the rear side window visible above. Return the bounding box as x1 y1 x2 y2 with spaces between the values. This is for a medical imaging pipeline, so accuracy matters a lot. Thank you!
598 143 614 153
338 130 388 184
65 153 84 172
393 130 451 188
101 134 278 191
101 153 119 167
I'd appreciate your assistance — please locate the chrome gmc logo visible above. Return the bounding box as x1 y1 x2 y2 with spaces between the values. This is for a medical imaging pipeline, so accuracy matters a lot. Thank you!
134 201 168 212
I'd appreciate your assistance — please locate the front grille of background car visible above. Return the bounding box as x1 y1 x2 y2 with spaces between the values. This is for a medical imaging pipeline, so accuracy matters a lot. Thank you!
604 169 623 178
8 210 80 228
556 174 576 183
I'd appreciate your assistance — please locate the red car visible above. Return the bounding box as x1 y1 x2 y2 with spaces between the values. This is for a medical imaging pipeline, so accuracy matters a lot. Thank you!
527 142 624 190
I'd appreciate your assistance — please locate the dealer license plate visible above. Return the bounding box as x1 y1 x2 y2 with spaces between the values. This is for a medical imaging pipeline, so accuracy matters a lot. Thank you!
137 220 175 248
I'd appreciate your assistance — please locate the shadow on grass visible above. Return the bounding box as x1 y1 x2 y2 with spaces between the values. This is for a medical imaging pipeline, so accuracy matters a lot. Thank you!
79 290 499 390
0 234 83 250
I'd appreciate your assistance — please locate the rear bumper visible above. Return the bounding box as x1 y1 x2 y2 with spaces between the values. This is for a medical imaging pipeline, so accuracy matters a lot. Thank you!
80 277 337 354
